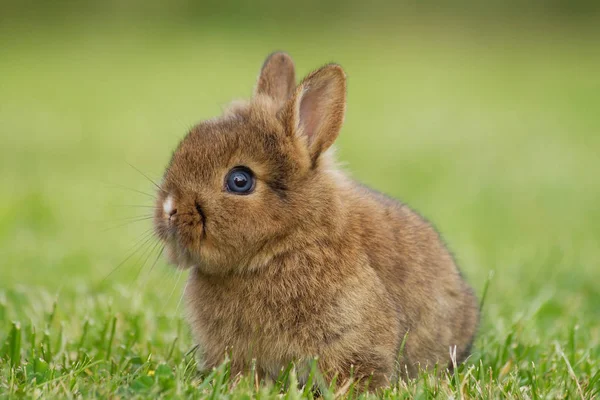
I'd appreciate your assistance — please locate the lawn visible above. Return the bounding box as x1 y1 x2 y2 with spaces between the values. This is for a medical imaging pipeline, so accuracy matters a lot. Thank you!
1 17 599 398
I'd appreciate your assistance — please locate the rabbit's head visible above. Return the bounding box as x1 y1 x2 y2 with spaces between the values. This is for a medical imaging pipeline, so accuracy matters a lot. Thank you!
154 52 347 274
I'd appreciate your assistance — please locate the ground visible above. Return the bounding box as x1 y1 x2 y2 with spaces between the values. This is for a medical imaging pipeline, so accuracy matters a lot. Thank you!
1 19 599 398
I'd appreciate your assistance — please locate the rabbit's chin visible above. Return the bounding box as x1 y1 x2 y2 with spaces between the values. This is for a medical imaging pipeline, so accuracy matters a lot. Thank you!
165 241 199 270
165 241 233 275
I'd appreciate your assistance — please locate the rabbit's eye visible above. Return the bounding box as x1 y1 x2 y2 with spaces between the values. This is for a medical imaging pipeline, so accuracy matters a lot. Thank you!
226 167 255 194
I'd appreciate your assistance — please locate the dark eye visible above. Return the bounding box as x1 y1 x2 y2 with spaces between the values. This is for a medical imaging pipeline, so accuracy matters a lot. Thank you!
226 167 255 194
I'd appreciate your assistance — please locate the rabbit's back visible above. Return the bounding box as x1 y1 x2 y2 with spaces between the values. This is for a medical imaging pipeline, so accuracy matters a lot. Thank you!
346 182 479 373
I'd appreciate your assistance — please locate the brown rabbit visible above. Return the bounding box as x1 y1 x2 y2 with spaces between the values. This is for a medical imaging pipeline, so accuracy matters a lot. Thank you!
153 52 479 389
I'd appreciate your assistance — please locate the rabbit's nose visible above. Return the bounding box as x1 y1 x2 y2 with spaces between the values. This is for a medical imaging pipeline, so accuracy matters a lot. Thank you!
163 196 177 219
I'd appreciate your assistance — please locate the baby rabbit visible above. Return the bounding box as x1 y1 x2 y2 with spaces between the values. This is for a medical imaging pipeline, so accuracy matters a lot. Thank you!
153 52 479 388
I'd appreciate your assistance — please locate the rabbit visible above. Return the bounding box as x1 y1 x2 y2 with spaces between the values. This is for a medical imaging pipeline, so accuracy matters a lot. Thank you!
153 52 479 389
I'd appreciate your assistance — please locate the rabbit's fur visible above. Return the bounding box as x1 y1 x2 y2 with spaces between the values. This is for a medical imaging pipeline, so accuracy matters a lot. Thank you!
154 52 479 388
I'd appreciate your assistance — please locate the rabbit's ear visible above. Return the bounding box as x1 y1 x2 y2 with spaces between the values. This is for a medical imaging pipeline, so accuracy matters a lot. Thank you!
255 52 296 106
284 64 346 164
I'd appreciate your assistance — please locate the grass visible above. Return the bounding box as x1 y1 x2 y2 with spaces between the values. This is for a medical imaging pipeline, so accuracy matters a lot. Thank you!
1 18 599 398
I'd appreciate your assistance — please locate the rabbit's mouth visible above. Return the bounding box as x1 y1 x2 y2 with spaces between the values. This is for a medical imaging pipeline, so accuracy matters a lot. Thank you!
154 194 207 269
162 219 206 269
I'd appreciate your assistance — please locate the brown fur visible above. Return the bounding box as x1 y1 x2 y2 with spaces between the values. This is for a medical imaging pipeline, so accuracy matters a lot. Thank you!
153 52 479 389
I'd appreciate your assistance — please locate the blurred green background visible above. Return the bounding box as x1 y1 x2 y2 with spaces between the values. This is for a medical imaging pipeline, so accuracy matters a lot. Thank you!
1 0 599 343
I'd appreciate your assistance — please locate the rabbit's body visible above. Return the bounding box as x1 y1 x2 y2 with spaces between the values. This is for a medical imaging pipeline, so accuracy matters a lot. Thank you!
154 53 478 388
186 163 477 385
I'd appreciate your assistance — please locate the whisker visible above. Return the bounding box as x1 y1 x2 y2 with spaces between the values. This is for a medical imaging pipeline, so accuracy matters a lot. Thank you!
99 180 156 199
129 227 156 245
124 236 160 288
112 214 154 223
127 162 166 194
118 227 156 255
101 217 154 232
147 245 165 276
176 273 190 315
139 245 166 291
132 239 162 284
162 268 184 314
100 230 157 283
110 205 159 209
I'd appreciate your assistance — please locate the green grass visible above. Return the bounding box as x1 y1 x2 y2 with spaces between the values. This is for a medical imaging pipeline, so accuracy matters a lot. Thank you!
1 19 600 398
